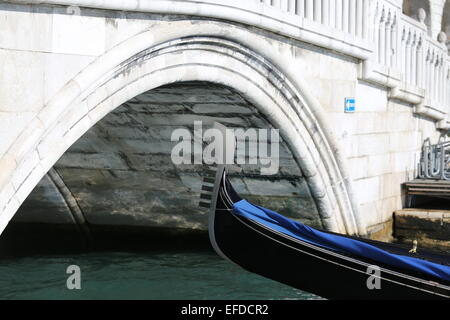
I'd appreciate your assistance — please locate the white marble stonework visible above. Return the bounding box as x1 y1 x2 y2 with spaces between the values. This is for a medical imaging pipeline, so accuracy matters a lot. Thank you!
0 0 448 238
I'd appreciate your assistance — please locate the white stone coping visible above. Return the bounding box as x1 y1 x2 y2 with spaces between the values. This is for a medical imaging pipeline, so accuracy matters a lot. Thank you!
5 0 372 60
7 0 448 127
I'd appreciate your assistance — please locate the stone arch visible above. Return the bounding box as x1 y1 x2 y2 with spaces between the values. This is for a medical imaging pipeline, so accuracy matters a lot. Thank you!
0 21 364 236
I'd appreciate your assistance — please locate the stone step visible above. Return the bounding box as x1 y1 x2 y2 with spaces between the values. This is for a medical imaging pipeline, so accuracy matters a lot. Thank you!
394 209 450 243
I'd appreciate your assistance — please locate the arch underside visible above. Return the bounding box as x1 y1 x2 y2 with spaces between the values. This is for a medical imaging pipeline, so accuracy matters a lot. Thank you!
0 30 362 236
13 81 322 233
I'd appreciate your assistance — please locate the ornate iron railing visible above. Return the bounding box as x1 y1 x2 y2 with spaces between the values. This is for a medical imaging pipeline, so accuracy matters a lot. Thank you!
418 137 450 180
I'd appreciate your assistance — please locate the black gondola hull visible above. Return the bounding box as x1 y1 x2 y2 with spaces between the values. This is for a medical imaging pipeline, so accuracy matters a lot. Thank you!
208 169 450 300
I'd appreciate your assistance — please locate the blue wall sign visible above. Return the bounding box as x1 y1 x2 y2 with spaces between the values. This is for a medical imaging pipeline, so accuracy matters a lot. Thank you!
345 98 355 113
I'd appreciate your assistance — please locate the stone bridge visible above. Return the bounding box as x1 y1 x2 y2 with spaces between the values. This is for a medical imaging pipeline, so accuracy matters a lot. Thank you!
0 0 449 242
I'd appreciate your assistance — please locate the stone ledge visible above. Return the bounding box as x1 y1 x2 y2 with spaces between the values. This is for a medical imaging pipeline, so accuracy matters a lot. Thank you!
394 208 450 242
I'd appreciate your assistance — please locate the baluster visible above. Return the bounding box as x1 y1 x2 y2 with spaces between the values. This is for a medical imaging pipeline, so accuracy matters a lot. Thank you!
288 0 296 14
410 34 417 85
437 56 442 105
342 0 349 33
280 0 288 12
438 57 441 103
362 0 369 39
446 66 449 109
323 0 329 26
442 59 445 106
305 0 314 19
437 57 441 103
444 62 448 107
373 3 380 63
434 56 439 102
403 30 408 82
443 61 446 106
430 53 435 101
434 55 438 102
329 0 336 29
442 58 446 106
433 53 439 103
297 0 305 16
416 38 423 89
445 66 448 108
263 0 272 6
447 67 450 110
356 0 363 37
423 48 429 90
391 14 398 68
384 11 392 68
405 32 411 84
399 28 403 78
426 51 431 97
349 0 356 35
443 63 446 108
336 0 343 31
315 0 322 22
378 8 385 65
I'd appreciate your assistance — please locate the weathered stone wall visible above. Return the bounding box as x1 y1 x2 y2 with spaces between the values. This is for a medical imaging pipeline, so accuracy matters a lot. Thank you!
394 208 450 251
395 208 450 241
13 82 321 232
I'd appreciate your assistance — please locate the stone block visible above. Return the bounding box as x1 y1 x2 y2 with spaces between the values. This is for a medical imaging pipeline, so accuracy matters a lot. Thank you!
56 151 130 170
385 112 415 133
347 156 368 180
0 3 53 52
0 49 45 112
13 162 45 204
391 151 415 173
0 111 35 156
389 131 420 152
353 176 380 204
354 112 387 134
10 150 40 191
394 209 450 241
44 53 94 104
356 133 389 156
319 52 358 81
355 81 388 113
12 174 76 224
244 177 311 198
51 8 106 56
104 11 151 51
366 153 392 177
358 201 381 229
380 172 405 199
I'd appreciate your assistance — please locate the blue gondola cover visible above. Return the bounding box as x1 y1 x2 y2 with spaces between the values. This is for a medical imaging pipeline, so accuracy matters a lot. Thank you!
233 200 450 282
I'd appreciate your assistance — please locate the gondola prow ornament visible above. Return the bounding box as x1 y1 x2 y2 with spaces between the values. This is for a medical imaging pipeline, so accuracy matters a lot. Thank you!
409 239 418 254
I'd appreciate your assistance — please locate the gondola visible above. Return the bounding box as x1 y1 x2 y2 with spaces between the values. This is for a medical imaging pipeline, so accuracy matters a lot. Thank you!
200 164 450 300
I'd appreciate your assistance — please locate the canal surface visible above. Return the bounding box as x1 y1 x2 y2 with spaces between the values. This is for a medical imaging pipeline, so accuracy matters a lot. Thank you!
0 249 319 300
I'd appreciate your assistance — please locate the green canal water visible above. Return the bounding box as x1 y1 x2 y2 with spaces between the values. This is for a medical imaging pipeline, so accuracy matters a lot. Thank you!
0 249 320 300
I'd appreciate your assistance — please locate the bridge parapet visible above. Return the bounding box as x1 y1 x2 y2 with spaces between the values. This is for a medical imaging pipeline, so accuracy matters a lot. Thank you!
6 0 449 126
262 0 450 128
